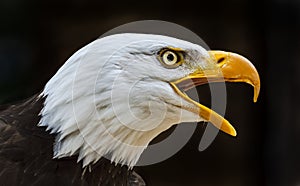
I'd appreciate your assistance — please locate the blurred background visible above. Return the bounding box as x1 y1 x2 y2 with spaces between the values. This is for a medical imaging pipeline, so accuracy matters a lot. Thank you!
0 0 299 185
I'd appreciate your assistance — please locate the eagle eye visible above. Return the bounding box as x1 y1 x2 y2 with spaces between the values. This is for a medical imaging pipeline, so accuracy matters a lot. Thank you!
158 48 184 68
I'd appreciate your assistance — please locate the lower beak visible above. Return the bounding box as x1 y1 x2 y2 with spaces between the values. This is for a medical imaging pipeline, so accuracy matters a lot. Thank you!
170 51 260 137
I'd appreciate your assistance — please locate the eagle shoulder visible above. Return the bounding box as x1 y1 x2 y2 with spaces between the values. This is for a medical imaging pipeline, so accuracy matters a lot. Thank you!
0 94 146 186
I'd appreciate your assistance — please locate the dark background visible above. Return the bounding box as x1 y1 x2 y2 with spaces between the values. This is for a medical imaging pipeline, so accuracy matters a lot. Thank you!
0 0 299 185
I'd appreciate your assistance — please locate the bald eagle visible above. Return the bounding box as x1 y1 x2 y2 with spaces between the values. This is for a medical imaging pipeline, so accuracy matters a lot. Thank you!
0 33 260 185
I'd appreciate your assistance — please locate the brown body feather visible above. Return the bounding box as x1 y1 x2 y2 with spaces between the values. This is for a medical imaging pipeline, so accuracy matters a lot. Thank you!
0 94 145 186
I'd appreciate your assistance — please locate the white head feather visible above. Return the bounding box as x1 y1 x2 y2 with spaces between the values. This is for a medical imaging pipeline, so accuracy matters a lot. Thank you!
39 33 215 168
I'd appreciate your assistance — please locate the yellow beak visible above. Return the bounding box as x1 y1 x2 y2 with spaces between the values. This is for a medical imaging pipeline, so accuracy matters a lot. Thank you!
170 51 260 137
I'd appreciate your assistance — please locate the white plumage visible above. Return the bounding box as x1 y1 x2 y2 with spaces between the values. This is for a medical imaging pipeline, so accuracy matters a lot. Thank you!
38 33 232 168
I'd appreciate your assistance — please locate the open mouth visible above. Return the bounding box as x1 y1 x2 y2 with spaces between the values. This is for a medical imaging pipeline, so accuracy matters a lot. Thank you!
174 76 224 92
170 51 261 137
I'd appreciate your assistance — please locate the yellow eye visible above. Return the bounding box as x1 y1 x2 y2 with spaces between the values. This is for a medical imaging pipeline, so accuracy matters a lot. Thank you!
158 49 183 68
162 50 178 65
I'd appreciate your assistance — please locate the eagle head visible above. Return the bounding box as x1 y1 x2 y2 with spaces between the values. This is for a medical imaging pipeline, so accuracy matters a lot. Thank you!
39 33 260 168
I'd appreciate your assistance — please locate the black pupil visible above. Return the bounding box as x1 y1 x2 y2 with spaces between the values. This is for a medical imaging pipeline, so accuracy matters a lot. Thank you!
167 53 175 61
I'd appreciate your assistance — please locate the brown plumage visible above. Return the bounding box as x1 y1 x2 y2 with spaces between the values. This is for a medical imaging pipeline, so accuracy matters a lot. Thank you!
0 94 145 186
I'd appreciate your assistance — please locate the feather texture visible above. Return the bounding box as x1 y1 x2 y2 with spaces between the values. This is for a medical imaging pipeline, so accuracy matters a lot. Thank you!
0 94 145 185
40 33 205 167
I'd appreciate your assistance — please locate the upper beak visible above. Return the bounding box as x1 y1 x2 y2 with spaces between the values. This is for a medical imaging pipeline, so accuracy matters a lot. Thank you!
170 51 260 137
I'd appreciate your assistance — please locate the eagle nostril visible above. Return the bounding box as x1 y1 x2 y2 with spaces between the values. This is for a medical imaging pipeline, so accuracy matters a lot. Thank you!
217 57 225 64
